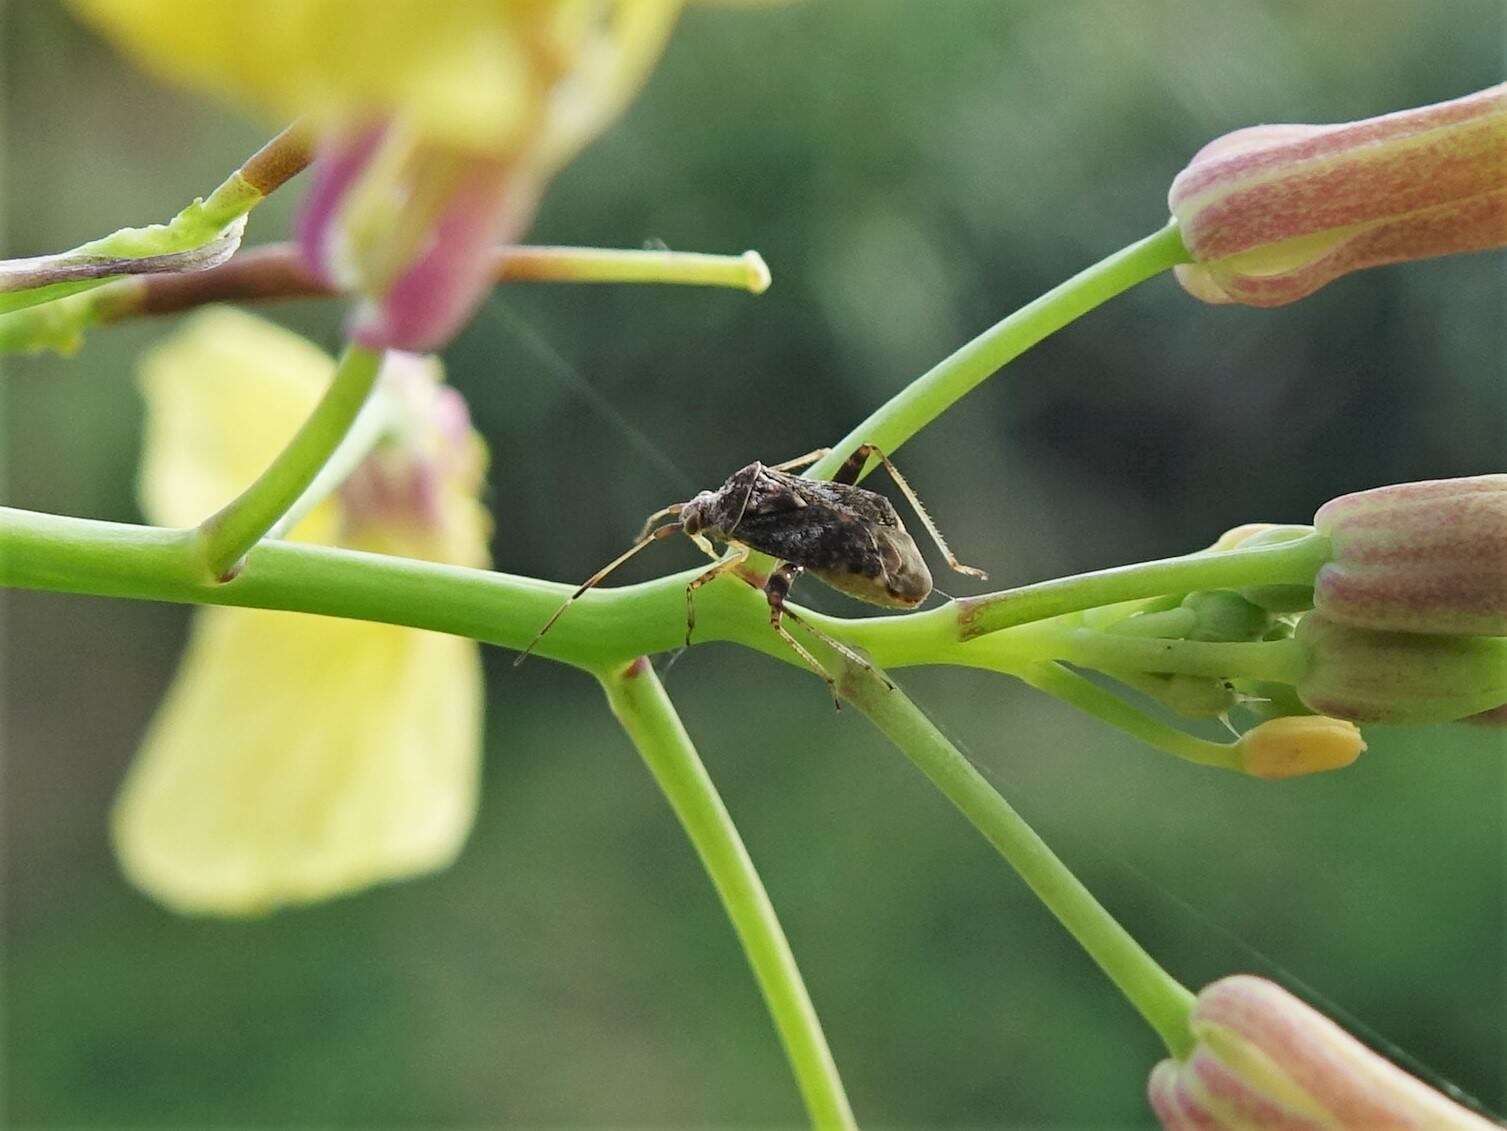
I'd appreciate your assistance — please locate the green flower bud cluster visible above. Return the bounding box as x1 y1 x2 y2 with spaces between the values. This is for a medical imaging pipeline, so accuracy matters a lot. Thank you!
1001 477 1505 776
1107 589 1274 720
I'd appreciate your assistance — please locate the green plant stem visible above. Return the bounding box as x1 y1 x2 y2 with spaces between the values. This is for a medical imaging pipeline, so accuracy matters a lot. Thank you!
195 343 384 579
955 532 1331 639
496 245 771 291
0 503 1326 688
805 220 1190 483
0 507 789 670
1017 662 1241 770
1023 625 1309 683
600 659 855 1130
838 664 1197 1057
263 386 398 542
0 122 310 314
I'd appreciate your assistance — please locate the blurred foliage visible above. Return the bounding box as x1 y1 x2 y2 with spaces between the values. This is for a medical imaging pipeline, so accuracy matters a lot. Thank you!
3 1 1504 1127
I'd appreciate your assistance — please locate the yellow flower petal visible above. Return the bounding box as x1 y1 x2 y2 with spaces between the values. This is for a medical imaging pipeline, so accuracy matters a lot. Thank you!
136 306 339 542
73 0 684 158
124 310 493 914
114 605 483 915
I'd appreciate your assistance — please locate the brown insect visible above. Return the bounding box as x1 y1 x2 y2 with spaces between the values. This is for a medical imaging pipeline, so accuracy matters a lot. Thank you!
516 444 987 701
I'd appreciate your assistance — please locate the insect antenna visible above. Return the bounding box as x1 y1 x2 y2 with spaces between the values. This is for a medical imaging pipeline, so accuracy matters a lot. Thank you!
514 520 683 666
636 503 683 541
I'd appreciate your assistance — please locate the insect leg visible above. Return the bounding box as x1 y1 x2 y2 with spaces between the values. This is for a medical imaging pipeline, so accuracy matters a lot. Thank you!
769 448 831 474
763 565 841 707
763 565 897 704
688 532 722 562
684 545 751 645
514 522 682 666
779 604 896 693
847 443 989 581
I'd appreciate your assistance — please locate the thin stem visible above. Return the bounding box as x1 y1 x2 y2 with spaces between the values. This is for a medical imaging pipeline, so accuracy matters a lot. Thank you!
264 386 398 542
838 665 1197 1057
87 243 771 325
0 122 310 313
1029 626 1309 684
805 220 1190 482
195 343 383 579
233 120 315 197
0 501 1326 686
495 245 770 291
1017 662 1242 771
0 507 787 670
600 659 855 1130
954 532 1332 640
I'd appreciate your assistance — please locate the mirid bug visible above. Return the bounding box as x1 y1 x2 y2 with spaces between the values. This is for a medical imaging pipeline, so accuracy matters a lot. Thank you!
517 444 987 701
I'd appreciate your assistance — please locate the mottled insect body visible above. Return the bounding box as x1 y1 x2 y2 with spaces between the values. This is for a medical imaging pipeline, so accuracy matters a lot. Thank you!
518 444 986 702
680 462 933 609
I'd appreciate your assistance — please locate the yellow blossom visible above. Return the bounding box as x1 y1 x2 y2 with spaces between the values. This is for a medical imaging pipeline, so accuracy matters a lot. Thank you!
115 308 490 915
71 0 684 164
74 1 703 349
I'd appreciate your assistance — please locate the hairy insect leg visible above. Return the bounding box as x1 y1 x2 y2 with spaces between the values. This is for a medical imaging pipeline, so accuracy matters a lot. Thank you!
636 502 685 542
768 448 831 474
765 564 896 707
762 566 841 707
839 443 989 580
684 545 751 645
515 522 682 666
782 606 896 693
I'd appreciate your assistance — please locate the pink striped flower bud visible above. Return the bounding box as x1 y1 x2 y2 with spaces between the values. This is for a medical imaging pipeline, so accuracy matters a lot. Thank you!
1295 613 1507 725
1149 975 1495 1129
1169 84 1507 307
1313 475 1507 636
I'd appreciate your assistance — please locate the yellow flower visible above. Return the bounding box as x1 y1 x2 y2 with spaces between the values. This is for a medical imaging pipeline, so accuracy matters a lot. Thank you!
73 1 693 349
115 308 491 915
70 0 684 160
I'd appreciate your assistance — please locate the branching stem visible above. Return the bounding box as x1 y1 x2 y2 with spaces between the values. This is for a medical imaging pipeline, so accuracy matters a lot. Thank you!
92 243 771 324
1018 662 1242 770
194 343 384 580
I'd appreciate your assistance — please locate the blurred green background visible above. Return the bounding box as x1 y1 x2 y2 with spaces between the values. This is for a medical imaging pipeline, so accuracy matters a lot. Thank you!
3 2 1504 1127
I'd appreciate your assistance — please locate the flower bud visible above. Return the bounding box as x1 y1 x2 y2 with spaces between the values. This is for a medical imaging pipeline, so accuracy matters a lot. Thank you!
1115 670 1238 720
1169 83 1507 307
1206 523 1282 552
1295 613 1507 724
1149 975 1496 1129
1236 715 1364 780
1181 590 1271 642
1313 475 1507 636
1202 524 1318 612
1206 523 1313 552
